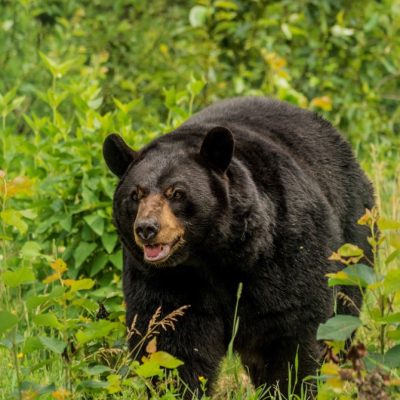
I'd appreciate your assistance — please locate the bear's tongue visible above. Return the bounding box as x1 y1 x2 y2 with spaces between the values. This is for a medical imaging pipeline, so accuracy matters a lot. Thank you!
143 244 171 262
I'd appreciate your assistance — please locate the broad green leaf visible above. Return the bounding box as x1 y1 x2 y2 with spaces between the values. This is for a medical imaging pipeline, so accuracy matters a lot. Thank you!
23 337 44 353
72 298 98 312
2 267 35 287
150 351 184 369
107 374 122 394
90 252 109 277
33 313 61 329
64 278 95 292
0 209 28 233
74 242 97 268
86 365 112 375
109 249 122 270
38 336 66 354
84 214 104 236
49 286 67 299
26 295 49 310
382 344 400 368
383 269 400 295
317 315 361 341
80 380 109 389
378 218 400 231
76 320 121 344
0 311 18 335
374 312 400 324
134 359 163 378
337 243 364 257
20 241 42 259
327 264 376 288
101 232 117 254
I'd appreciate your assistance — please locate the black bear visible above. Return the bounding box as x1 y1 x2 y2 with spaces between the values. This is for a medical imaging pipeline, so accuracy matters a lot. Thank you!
103 97 374 396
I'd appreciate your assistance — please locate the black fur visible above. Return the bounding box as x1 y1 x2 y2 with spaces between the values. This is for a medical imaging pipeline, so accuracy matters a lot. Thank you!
103 97 374 396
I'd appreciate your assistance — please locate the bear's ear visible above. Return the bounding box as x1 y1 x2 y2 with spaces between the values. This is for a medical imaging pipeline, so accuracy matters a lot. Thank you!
200 126 234 173
103 134 137 178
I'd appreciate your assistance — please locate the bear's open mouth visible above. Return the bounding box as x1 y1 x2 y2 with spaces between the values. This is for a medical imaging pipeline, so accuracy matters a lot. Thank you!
143 237 181 263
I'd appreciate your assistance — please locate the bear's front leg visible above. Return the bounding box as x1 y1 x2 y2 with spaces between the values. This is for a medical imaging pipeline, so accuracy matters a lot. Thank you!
241 334 323 397
129 307 227 398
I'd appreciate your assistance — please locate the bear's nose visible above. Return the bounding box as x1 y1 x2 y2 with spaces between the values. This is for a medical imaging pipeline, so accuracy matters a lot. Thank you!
135 219 160 241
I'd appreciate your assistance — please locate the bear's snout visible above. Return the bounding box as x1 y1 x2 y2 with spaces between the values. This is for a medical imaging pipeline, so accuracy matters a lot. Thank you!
133 194 185 264
135 219 160 242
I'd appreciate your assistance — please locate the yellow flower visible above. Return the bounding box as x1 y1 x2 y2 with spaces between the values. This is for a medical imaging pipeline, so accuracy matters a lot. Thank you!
44 259 67 284
51 389 71 400
51 259 68 274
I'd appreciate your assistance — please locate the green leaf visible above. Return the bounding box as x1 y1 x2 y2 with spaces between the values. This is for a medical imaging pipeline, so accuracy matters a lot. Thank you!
84 214 105 236
374 312 400 324
101 232 117 254
80 380 109 389
26 295 49 310
317 315 361 341
72 298 98 312
387 328 400 341
337 243 364 257
134 359 163 378
327 264 376 288
33 313 61 329
65 278 95 292
86 365 112 375
38 336 66 354
76 320 121 345
2 267 35 287
74 241 97 268
90 252 109 277
23 337 44 354
39 52 83 78
0 209 28 234
378 218 400 231
382 345 400 368
383 269 400 295
150 351 184 369
189 6 208 28
215 0 239 10
187 76 206 97
20 241 42 259
0 311 18 335
109 249 123 270
385 249 400 265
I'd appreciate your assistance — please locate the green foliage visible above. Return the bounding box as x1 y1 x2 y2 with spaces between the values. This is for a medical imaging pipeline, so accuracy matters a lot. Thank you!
317 208 400 398
0 0 399 399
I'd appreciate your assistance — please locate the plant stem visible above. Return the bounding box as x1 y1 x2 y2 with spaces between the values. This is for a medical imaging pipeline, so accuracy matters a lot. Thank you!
11 332 22 400
2 114 6 166
52 75 57 125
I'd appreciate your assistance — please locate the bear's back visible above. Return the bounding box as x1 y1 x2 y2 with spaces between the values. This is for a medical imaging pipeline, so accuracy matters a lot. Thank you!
181 97 374 250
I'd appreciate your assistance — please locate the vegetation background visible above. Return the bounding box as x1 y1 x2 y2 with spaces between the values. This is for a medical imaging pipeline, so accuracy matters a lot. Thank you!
0 0 399 399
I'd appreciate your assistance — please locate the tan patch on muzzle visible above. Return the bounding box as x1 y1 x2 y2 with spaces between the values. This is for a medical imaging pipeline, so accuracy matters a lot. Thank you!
134 194 184 246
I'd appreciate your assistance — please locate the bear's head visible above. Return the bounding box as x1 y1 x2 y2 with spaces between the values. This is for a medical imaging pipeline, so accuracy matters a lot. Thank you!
103 127 235 268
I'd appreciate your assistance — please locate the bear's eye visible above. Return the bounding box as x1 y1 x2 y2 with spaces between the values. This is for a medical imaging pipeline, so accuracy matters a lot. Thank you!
172 189 185 200
131 188 142 202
